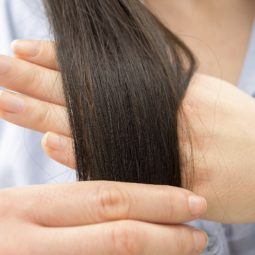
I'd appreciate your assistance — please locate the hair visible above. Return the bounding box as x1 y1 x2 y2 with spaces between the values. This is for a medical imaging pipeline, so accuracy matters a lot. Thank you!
43 0 196 187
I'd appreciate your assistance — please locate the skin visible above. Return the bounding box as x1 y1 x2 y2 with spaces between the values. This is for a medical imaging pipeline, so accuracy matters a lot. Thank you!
3 40 255 224
0 180 207 254
151 0 255 223
0 0 251 252
0 1 253 253
146 0 255 85
181 74 255 223
0 42 208 254
0 39 255 253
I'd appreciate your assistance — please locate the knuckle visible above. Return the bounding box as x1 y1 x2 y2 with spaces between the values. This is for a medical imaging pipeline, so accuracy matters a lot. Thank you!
110 221 141 255
92 184 131 221
173 228 194 254
27 66 41 89
36 103 52 127
166 191 188 221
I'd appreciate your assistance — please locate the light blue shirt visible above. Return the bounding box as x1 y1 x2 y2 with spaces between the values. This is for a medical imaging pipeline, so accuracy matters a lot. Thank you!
1 0 255 254
0 0 76 187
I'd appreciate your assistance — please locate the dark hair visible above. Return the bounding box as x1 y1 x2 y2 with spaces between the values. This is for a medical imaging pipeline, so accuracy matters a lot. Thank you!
43 0 196 187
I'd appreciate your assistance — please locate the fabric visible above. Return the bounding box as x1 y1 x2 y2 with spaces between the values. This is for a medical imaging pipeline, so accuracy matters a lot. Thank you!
0 0 76 188
1 0 255 254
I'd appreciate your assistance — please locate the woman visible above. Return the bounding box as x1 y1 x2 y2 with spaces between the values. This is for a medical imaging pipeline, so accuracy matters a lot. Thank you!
0 0 255 254
38 0 255 224
0 1 209 254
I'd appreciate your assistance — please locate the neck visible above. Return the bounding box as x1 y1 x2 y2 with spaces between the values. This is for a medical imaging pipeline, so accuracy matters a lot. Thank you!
144 0 255 30
144 0 255 85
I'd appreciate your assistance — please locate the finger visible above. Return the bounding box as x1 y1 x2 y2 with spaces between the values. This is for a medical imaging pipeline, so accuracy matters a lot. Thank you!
9 181 207 227
0 90 70 136
11 40 58 70
29 221 207 255
0 54 65 105
42 132 76 169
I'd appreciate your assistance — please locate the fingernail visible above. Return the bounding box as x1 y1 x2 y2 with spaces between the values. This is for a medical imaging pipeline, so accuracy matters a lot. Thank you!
11 40 40 57
0 91 25 113
0 55 11 74
44 133 67 151
193 230 208 253
188 196 207 217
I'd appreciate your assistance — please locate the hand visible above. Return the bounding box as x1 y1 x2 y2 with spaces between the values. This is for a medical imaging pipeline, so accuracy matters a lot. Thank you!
2 40 255 224
0 40 74 168
0 43 208 254
0 181 207 254
180 74 255 223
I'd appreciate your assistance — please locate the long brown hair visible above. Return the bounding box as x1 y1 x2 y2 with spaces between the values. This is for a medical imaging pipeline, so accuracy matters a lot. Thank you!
44 0 196 186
